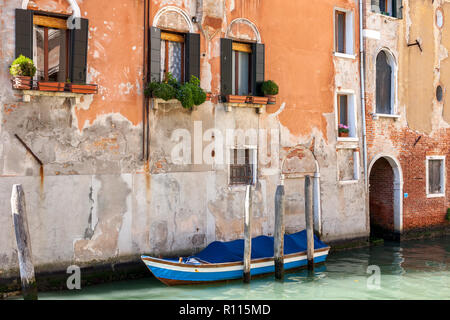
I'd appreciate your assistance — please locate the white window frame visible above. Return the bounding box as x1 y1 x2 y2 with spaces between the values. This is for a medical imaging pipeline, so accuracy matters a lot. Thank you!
425 156 446 198
337 148 360 184
227 145 258 188
333 8 355 58
335 89 358 142
373 48 398 117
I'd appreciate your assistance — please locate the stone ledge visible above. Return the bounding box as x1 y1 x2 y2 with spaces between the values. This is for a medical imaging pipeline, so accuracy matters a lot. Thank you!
21 90 88 104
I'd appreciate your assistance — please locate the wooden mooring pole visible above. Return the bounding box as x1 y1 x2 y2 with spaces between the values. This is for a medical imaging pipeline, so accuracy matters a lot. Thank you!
11 184 38 300
243 184 253 283
274 181 285 280
304 176 314 272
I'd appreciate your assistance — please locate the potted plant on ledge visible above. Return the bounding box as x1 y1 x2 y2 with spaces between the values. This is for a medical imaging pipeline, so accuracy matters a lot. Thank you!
65 79 98 94
261 80 279 105
10 55 36 90
144 73 206 110
227 95 247 103
338 124 349 138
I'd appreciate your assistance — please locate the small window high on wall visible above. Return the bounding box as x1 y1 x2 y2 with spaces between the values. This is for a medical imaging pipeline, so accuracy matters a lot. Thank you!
232 42 251 96
160 31 184 82
334 9 354 57
371 0 403 19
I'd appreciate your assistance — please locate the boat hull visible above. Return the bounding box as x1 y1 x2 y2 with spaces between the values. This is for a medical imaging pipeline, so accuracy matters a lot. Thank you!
141 247 330 285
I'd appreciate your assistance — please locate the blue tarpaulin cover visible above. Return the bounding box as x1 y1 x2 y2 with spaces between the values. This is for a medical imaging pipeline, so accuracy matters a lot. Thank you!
188 230 328 264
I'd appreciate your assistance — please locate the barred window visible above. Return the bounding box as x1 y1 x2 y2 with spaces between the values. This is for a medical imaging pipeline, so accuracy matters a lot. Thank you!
229 148 256 186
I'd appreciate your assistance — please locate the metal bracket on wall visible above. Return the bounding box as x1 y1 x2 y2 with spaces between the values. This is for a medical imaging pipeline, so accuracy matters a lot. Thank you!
407 39 423 52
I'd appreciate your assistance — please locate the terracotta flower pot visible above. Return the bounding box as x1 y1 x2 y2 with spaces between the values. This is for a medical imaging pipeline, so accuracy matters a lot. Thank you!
250 96 269 105
38 81 65 92
206 92 212 101
227 95 247 103
11 76 32 90
339 131 349 138
66 83 98 94
265 94 277 105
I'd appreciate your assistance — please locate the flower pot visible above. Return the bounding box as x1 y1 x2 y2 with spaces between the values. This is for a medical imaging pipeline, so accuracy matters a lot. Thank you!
339 131 349 138
38 81 65 92
249 96 269 105
265 94 277 105
11 76 32 90
206 92 212 101
66 83 98 94
227 95 247 103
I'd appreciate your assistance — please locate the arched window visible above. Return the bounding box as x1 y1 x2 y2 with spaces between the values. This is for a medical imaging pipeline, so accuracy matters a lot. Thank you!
376 51 394 114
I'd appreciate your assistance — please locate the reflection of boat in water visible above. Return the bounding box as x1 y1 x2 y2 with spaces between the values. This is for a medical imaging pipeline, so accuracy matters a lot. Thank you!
141 230 330 285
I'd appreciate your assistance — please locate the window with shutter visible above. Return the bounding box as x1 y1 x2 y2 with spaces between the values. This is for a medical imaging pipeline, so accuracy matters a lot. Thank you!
150 28 201 84
337 93 357 139
221 38 265 99
15 9 93 90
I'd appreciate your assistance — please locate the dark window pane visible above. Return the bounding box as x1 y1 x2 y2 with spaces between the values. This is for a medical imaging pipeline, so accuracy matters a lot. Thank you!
429 160 442 194
376 51 392 114
336 12 346 53
339 95 348 126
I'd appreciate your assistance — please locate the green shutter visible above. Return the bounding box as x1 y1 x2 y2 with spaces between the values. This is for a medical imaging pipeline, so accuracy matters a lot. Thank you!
150 27 161 83
70 18 89 84
185 33 200 82
251 43 265 96
15 9 34 59
220 38 233 98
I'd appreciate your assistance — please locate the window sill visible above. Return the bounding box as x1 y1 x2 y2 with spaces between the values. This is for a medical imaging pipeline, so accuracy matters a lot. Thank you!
373 12 401 20
339 180 359 185
337 137 359 142
224 101 265 113
371 113 400 120
426 193 445 199
20 89 91 103
333 52 356 60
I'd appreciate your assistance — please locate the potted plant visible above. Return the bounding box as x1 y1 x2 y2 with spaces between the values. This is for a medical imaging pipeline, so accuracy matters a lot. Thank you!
9 55 36 90
261 80 279 105
227 95 247 103
144 73 207 110
65 79 98 94
249 96 269 104
338 124 349 137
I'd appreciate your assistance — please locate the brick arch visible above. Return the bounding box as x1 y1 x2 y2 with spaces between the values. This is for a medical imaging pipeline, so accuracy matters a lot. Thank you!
225 18 261 43
368 154 404 239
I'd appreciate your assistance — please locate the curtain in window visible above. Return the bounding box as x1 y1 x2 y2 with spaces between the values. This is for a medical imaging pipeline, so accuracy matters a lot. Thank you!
169 41 182 82
429 160 442 194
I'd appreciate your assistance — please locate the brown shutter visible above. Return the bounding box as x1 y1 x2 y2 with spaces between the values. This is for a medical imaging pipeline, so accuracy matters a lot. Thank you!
185 33 200 82
251 43 265 96
221 38 233 99
70 18 89 84
15 9 34 59
150 27 161 82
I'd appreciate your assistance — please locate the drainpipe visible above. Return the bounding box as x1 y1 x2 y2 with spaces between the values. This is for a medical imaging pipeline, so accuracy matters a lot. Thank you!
359 0 368 189
67 0 81 18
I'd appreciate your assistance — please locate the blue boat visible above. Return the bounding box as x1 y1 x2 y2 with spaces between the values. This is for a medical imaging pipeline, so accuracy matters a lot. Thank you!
141 231 330 285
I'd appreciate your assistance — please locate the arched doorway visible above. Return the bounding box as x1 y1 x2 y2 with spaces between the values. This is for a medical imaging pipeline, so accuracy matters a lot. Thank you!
368 155 403 241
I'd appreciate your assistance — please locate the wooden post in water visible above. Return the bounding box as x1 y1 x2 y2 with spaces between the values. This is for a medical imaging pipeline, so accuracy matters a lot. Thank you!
243 184 253 283
274 180 285 279
304 176 314 271
11 184 38 300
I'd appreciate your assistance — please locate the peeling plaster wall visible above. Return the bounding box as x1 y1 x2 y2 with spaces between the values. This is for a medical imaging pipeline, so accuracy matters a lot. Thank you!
0 0 367 277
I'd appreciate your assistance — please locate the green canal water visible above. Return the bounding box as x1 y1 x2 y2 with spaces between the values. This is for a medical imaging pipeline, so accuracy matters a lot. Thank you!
36 236 450 300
